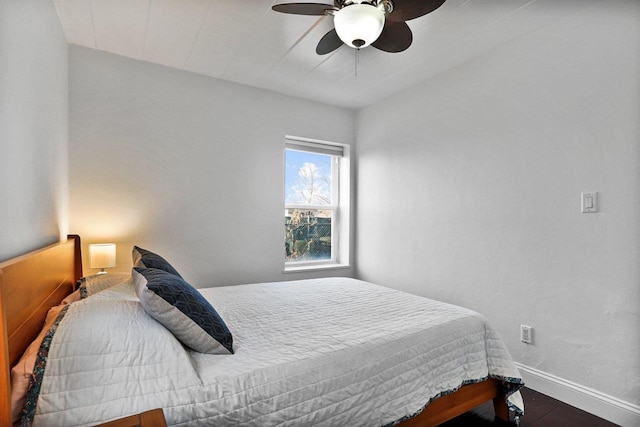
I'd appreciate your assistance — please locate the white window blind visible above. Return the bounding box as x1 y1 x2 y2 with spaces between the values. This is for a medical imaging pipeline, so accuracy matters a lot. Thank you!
285 137 344 157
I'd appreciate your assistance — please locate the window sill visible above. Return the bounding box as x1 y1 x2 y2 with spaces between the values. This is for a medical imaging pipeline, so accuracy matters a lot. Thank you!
283 263 350 274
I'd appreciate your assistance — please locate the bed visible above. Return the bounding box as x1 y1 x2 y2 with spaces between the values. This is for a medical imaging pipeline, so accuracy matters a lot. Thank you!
0 236 524 426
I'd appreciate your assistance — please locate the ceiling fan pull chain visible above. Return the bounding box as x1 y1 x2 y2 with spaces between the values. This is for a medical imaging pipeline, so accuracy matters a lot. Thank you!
355 47 359 77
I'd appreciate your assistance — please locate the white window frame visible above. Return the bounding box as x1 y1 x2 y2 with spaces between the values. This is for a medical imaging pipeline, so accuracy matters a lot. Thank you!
284 136 350 272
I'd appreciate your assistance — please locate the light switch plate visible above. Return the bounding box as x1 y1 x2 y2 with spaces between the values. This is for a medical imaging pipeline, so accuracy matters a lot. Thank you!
581 192 598 213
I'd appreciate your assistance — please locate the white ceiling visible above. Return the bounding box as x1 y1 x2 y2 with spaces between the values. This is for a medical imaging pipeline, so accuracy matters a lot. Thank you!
53 0 600 109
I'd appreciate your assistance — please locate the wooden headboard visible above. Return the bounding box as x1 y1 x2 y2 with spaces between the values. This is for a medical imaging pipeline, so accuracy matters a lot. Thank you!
0 235 82 425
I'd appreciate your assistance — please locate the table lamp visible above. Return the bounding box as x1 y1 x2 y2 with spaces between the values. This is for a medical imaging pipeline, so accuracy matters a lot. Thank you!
89 243 116 274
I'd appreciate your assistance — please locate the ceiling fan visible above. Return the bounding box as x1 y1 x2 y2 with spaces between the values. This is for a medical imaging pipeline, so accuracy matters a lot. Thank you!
272 0 446 55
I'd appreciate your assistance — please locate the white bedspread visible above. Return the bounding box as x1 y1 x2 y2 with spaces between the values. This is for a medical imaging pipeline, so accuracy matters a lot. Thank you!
28 277 523 426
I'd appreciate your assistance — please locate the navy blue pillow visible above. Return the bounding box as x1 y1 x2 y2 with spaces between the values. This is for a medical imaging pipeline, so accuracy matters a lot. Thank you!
133 267 234 354
132 246 182 278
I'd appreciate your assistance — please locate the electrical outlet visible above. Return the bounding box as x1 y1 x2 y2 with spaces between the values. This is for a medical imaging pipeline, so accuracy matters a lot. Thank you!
520 325 533 344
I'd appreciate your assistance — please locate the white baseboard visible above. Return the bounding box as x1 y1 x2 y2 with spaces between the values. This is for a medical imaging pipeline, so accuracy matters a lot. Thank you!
515 363 640 427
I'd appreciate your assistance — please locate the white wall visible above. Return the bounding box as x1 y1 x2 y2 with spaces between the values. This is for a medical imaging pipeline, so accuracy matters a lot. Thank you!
356 0 639 418
69 46 355 286
0 0 69 261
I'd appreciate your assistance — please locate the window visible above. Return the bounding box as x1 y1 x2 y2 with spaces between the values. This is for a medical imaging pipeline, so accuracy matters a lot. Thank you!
284 137 349 270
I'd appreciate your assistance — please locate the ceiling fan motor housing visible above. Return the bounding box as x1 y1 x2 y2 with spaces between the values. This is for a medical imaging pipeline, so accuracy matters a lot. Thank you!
338 0 393 13
376 0 393 14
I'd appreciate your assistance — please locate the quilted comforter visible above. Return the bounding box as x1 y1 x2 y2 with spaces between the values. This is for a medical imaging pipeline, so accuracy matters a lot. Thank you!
24 277 524 426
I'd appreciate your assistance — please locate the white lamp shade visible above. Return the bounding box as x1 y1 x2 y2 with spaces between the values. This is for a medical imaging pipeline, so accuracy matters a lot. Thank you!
89 243 116 270
334 4 385 49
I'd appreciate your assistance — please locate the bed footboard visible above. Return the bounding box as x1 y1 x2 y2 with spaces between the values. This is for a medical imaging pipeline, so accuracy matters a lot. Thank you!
398 378 508 426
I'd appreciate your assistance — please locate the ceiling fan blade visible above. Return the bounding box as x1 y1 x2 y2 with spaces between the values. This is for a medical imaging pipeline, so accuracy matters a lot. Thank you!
371 20 412 53
386 0 446 22
316 29 343 55
272 3 337 16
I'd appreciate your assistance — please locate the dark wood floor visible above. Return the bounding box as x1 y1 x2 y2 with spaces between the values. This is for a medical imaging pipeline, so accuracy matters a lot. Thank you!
441 388 619 427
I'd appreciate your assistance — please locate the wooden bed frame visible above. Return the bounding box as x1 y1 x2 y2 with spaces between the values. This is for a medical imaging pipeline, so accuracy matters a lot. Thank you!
0 236 510 426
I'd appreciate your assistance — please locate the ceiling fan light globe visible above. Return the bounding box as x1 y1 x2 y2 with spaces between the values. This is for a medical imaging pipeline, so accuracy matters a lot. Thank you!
334 4 385 49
